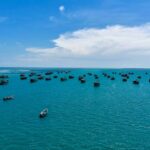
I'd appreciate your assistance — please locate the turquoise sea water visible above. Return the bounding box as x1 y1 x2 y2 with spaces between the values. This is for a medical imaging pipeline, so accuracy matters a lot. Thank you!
0 68 150 150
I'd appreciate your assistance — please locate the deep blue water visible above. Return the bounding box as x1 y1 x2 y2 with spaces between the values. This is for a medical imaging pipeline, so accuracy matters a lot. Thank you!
0 68 150 150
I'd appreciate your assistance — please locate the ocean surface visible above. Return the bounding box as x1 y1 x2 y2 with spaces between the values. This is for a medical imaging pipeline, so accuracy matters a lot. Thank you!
0 68 150 150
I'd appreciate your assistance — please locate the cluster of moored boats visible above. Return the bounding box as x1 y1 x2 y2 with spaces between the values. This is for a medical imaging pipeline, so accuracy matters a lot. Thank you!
1 70 150 118
19 71 72 83
0 70 150 87
20 71 150 87
102 72 142 84
20 70 102 87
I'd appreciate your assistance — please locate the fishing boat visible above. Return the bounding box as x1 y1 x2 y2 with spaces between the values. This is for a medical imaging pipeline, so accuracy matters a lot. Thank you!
133 80 139 85
39 108 48 118
60 77 67 81
80 78 86 83
45 77 51 81
68 75 74 79
3 96 14 101
30 78 37 83
0 80 8 85
93 81 100 87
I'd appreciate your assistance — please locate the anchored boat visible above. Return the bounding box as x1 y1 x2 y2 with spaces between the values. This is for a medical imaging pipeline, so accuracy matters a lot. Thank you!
3 96 14 101
39 108 48 118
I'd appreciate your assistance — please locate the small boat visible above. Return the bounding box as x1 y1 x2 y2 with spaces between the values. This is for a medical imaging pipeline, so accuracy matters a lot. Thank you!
133 80 139 85
29 72 36 77
78 76 83 81
20 74 25 77
0 75 9 79
39 108 48 118
0 80 8 85
3 96 14 101
60 77 67 81
30 78 37 83
80 78 86 83
83 74 86 77
68 75 74 79
93 82 100 87
53 75 58 78
87 73 92 76
45 71 53 75
94 75 99 79
107 75 110 78
122 78 127 82
137 76 141 79
38 76 44 80
20 76 27 80
45 77 51 81
111 77 115 80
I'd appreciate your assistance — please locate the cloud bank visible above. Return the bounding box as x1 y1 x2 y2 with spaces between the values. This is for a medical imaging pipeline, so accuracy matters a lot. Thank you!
26 23 150 58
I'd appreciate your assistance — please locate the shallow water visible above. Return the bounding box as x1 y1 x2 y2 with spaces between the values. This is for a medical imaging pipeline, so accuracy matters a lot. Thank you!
0 68 150 150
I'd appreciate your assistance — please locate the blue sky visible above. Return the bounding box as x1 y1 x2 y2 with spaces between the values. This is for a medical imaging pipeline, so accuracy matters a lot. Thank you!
1 0 150 67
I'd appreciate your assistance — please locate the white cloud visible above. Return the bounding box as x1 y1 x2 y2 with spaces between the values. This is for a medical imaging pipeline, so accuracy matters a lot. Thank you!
26 23 150 57
59 5 65 13
24 23 150 67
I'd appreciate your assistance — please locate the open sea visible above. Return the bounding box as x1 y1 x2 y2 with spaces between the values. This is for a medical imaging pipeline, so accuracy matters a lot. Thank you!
0 68 150 150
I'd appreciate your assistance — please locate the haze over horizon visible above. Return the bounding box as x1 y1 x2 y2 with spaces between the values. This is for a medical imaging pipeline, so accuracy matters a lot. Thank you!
1 0 150 68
